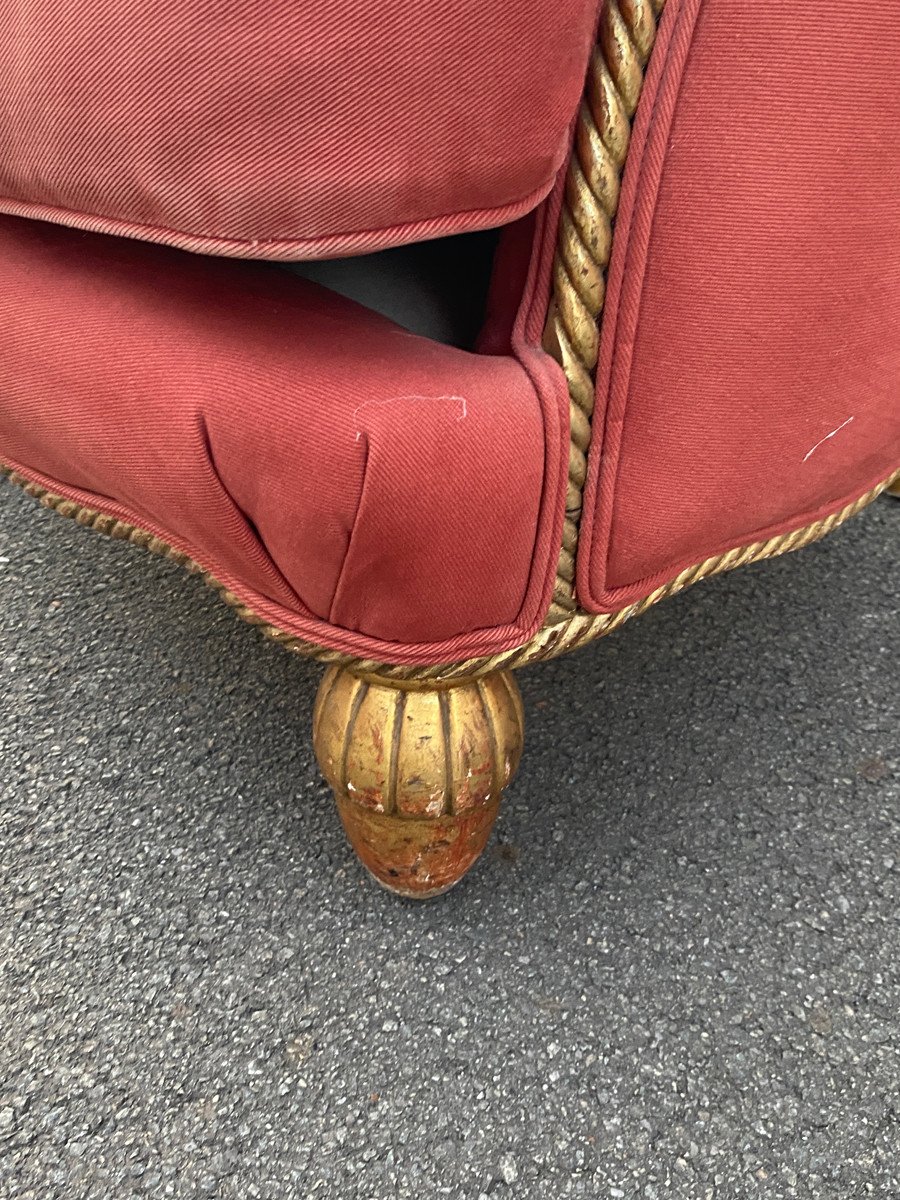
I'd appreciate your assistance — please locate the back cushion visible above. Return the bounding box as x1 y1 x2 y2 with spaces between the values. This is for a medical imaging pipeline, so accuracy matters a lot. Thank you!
0 0 597 259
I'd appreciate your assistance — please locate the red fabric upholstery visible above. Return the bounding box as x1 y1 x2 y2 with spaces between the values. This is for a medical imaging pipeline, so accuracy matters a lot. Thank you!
2 1 897 666
0 0 597 260
577 0 900 611
0 215 569 661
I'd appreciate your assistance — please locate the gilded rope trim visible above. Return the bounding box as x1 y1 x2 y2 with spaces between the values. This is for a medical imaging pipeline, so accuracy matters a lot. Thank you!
543 0 666 620
3 463 897 682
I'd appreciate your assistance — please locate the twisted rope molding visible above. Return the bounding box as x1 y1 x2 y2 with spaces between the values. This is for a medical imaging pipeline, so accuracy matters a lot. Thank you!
544 0 667 620
4 464 898 681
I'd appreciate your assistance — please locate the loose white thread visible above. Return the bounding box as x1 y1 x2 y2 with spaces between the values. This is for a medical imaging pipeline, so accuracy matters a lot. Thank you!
353 395 468 440
802 416 854 462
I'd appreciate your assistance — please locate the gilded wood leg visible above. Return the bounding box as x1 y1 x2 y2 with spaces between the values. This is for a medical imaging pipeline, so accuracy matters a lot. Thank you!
313 667 524 898
887 476 900 497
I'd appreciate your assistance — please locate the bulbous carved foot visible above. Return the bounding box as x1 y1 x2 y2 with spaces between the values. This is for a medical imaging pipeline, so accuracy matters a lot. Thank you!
313 667 524 898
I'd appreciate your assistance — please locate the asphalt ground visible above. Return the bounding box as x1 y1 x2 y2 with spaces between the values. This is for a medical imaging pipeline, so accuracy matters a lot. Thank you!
1 483 897 1199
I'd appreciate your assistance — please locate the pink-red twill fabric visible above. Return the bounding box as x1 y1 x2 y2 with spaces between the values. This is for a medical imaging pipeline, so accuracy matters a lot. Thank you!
0 0 598 260
577 0 900 611
0 216 570 662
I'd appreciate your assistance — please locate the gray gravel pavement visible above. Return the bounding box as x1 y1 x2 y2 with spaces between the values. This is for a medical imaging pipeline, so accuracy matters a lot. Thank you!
1 484 898 1200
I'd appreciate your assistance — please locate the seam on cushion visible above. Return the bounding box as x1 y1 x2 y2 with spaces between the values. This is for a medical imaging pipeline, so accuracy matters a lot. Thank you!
323 351 564 642
507 170 571 638
0 164 563 262
326 430 371 625
194 411 307 613
576 0 704 608
503 348 568 634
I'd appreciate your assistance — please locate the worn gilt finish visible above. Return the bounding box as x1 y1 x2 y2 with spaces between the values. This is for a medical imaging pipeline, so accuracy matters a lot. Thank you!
313 668 524 896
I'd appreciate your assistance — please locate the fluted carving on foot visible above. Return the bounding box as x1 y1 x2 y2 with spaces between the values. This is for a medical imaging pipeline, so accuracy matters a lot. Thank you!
313 668 524 897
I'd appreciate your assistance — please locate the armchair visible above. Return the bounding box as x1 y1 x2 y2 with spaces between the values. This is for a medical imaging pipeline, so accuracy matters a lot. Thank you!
1 0 898 896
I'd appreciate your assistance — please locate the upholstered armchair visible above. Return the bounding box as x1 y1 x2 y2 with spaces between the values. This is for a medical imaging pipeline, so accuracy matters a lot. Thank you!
2 1 898 897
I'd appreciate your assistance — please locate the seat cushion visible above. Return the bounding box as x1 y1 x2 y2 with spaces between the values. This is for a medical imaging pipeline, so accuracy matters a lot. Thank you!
577 0 900 611
0 0 597 260
0 215 569 661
